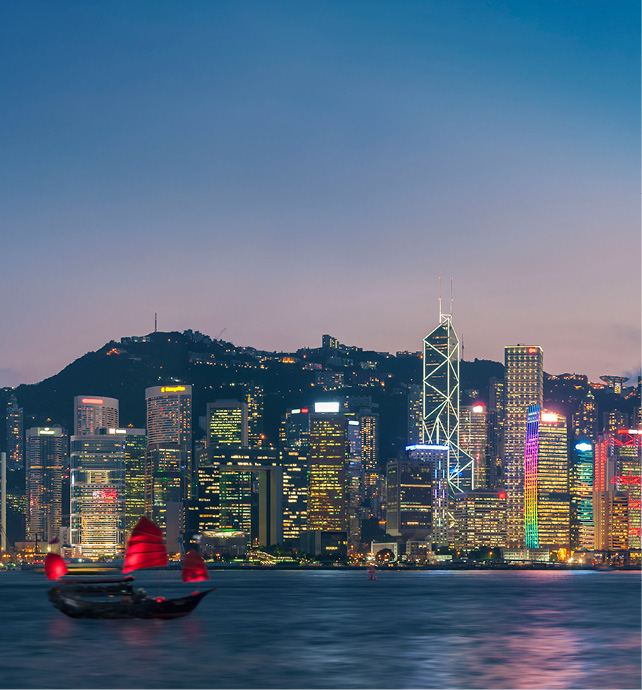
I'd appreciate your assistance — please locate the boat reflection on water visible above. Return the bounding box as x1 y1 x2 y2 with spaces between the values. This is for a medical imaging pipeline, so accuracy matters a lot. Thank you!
45 517 214 620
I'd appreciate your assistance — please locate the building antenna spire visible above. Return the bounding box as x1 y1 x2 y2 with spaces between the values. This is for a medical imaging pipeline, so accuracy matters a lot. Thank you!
450 277 454 316
438 276 442 319
154 312 158 333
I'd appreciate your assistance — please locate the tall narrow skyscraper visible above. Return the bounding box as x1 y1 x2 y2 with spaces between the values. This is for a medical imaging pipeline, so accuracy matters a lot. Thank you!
70 433 125 557
25 426 67 547
504 345 543 546
145 384 192 497
460 404 489 489
6 394 24 471
307 411 347 531
523 408 570 550
423 310 472 492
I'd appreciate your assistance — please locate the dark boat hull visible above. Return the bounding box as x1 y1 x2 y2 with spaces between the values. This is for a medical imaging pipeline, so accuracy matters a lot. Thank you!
48 586 215 619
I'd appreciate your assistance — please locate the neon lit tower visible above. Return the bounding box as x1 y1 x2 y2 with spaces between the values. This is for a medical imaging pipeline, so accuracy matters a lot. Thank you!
524 405 540 548
504 345 543 546
422 295 472 493
524 407 570 550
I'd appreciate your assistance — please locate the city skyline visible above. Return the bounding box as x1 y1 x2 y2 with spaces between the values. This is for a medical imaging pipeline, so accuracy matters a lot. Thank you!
1 2 639 387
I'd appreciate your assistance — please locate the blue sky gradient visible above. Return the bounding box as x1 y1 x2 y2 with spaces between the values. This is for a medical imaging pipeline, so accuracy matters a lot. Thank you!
1 1 639 385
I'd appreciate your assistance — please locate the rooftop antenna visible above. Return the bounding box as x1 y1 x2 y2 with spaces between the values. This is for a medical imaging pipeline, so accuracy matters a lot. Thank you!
438 276 443 319
461 333 464 362
154 312 158 333
450 277 454 316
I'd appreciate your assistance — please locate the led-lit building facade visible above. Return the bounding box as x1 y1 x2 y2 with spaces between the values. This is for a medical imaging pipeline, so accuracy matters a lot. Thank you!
70 434 125 557
460 404 489 489
6 393 24 471
74 396 119 436
307 411 347 531
386 455 432 540
504 345 543 547
207 399 248 449
594 429 641 550
423 313 473 492
25 427 67 546
570 441 594 549
453 490 507 550
523 407 570 550
405 444 449 545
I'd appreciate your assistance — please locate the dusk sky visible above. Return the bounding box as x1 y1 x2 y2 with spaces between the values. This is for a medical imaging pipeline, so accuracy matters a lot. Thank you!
1 1 639 387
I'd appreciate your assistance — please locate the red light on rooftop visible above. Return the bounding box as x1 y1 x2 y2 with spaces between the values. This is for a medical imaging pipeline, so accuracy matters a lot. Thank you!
81 398 104 405
498 492 507 499
527 347 538 354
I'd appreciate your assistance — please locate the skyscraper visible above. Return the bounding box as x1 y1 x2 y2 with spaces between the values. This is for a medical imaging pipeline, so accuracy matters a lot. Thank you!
524 407 570 550
453 490 507 550
6 394 24 471
74 396 119 436
405 444 449 545
572 390 598 442
407 384 423 445
488 377 505 489
246 384 264 448
122 428 147 531
594 429 641 550
307 410 347 531
386 454 432 540
70 433 125 557
25 426 67 547
460 404 489 489
145 385 192 447
197 448 283 547
206 400 248 449
423 311 472 493
504 345 543 547
359 412 379 494
145 384 192 501
570 440 594 549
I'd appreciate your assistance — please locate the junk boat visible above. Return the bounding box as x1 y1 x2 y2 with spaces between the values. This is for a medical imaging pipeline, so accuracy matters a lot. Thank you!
46 517 214 619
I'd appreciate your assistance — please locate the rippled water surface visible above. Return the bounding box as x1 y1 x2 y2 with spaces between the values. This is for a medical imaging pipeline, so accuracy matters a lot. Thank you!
1 569 639 689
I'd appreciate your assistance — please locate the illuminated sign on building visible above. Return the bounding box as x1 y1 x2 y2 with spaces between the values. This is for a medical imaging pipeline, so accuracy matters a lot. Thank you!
81 398 104 405
575 442 592 452
38 429 56 435
405 444 449 452
541 412 559 423
314 402 340 413
527 348 538 353
160 386 187 393
472 405 484 413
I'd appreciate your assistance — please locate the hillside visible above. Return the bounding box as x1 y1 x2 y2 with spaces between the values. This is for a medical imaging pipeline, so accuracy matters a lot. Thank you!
3 330 507 461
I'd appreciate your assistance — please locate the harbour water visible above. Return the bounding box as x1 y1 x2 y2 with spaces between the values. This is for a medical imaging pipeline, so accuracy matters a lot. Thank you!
1 569 639 689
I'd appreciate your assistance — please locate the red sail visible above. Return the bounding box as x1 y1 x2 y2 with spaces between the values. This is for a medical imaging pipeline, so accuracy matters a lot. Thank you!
44 552 68 580
182 550 210 583
122 517 168 574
